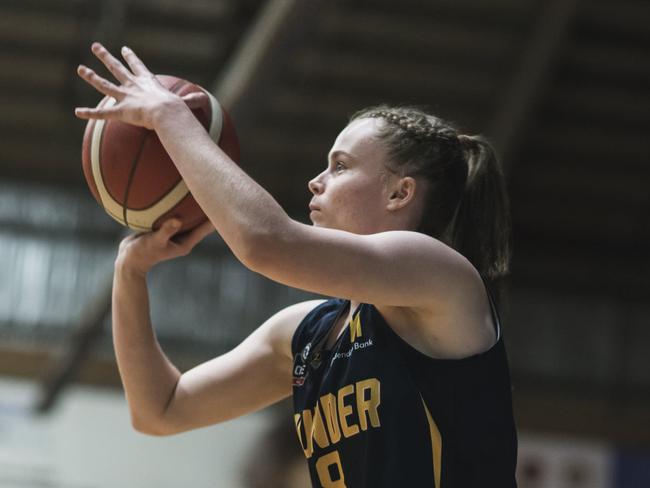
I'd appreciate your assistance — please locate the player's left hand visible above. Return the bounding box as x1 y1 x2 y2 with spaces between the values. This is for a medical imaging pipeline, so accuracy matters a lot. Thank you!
116 218 216 277
74 42 207 130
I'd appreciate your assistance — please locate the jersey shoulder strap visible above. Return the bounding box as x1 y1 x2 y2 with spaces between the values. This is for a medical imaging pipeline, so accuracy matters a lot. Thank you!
291 298 343 357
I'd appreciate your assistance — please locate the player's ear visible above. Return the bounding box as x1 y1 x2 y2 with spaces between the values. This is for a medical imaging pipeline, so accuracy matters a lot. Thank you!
386 176 417 211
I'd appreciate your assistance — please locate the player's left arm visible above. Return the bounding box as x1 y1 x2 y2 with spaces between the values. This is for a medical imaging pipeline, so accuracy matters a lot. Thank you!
75 43 476 311
151 95 475 310
250 225 475 310
154 99 472 309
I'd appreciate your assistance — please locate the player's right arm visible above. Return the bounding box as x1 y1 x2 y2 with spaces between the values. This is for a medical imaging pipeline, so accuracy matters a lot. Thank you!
112 218 323 435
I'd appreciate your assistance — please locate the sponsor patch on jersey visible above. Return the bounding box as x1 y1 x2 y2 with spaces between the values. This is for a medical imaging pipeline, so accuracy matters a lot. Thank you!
331 338 374 365
292 361 306 386
301 342 311 362
293 342 313 387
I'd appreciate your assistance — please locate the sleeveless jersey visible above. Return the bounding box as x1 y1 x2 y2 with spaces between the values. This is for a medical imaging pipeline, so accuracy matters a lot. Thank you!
291 287 518 487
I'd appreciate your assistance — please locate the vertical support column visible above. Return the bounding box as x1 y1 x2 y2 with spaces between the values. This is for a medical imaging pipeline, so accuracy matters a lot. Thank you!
490 0 581 173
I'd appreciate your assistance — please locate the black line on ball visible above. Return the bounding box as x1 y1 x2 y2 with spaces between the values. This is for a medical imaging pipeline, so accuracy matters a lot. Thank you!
123 130 150 229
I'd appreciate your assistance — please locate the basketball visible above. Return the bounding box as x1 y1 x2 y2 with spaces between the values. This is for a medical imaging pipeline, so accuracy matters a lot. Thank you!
81 75 239 233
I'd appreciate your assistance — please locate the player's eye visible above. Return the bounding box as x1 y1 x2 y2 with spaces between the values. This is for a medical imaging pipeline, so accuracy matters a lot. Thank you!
335 162 346 173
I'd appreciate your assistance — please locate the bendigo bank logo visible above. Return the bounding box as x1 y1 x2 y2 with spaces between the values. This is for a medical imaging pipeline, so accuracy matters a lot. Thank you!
331 312 373 365
293 311 372 387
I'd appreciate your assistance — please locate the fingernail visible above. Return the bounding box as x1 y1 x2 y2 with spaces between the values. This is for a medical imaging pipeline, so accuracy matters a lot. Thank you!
121 46 130 53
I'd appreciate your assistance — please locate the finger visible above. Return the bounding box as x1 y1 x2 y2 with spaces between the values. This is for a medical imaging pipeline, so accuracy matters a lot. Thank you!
77 65 124 99
74 105 121 120
155 219 182 245
172 221 215 255
130 230 148 240
120 46 151 77
182 92 209 109
178 220 215 248
91 42 133 84
122 233 139 244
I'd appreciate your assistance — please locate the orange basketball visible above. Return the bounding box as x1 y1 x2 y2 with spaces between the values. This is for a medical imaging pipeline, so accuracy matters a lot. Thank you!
81 75 239 233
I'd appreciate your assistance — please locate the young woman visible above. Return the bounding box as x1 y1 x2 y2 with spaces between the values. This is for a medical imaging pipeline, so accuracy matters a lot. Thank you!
76 43 517 487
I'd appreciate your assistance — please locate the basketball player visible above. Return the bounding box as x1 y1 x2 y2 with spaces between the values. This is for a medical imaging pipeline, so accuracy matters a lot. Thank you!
75 42 518 487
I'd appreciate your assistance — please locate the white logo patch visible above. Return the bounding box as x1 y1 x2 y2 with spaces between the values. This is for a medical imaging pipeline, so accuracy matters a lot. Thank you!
331 338 374 365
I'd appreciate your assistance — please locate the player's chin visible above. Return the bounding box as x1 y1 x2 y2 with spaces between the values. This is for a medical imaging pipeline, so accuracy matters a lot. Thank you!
309 211 323 226
309 211 343 231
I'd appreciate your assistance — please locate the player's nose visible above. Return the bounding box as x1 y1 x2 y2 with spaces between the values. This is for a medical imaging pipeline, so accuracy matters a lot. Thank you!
308 174 325 195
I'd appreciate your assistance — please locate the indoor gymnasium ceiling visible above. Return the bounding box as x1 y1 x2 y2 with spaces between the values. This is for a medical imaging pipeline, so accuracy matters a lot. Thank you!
0 0 648 303
1 0 650 443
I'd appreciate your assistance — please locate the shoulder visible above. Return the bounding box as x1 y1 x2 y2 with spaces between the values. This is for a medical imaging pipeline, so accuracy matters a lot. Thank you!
378 263 498 359
370 230 480 307
249 222 475 312
262 299 330 362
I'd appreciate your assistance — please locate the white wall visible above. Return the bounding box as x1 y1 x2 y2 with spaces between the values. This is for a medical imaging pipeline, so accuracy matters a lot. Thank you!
0 377 272 488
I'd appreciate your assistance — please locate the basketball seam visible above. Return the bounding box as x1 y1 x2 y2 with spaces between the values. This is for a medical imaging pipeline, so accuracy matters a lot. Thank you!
153 193 206 230
91 100 129 227
122 130 151 228
97 111 122 206
123 77 190 224
83 118 102 204
92 79 211 230
128 176 185 211
126 181 189 229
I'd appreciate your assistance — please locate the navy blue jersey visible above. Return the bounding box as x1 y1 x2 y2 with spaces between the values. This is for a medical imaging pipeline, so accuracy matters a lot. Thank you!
291 286 517 487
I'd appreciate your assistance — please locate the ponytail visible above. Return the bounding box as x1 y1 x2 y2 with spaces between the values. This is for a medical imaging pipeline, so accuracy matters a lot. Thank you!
446 135 511 280
350 105 512 282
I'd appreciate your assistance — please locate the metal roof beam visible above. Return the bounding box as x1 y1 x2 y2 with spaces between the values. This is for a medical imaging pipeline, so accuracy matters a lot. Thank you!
490 0 581 171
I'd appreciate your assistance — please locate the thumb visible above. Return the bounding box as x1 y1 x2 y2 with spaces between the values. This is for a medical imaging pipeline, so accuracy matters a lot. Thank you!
182 91 209 109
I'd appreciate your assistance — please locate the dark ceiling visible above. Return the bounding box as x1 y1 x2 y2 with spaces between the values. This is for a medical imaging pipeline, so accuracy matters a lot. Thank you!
1 0 649 302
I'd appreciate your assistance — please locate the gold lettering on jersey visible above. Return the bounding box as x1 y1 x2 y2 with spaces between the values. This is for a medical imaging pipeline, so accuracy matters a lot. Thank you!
316 450 347 487
337 384 359 438
349 312 362 342
356 378 381 431
301 403 330 455
320 393 341 444
295 378 381 459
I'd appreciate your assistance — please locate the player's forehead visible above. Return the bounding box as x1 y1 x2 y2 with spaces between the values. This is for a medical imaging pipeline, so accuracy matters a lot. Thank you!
328 118 387 163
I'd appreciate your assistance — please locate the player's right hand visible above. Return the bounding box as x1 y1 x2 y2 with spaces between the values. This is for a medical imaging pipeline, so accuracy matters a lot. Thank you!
114 218 215 277
75 43 205 130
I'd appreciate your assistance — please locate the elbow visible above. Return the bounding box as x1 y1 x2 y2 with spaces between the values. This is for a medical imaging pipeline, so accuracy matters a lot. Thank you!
131 415 177 437
235 238 262 272
237 219 294 274
238 240 268 274
132 423 167 437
